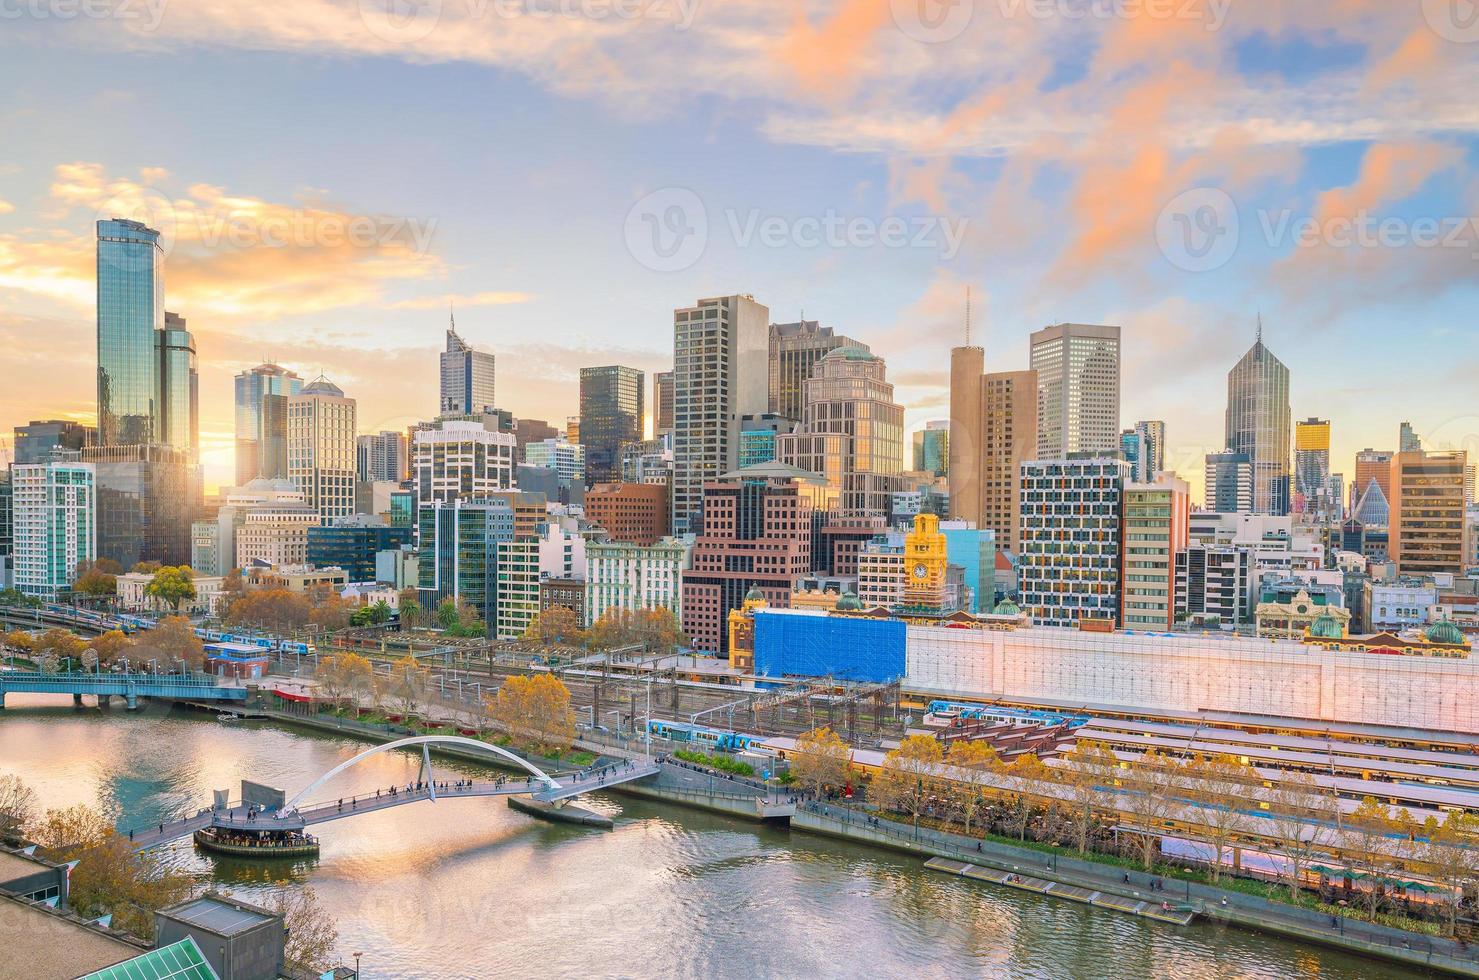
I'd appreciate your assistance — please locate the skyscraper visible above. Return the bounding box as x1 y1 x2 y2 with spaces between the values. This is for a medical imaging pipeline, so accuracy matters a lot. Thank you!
1018 456 1129 628
1030 322 1121 459
1225 324 1291 515
948 341 1037 550
1135 420 1166 477
776 346 904 515
1293 417 1332 515
440 315 496 417
653 371 675 437
1399 421 1422 453
672 294 770 534
84 443 196 568
234 363 303 485
96 218 164 446
1389 449 1468 577
356 431 409 483
12 456 95 601
912 421 949 477
1204 451 1253 513
157 312 198 457
287 377 357 524
579 365 644 485
412 415 517 508
768 320 868 421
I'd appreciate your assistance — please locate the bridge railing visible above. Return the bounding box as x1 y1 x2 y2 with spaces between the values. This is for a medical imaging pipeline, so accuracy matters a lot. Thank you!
0 670 240 690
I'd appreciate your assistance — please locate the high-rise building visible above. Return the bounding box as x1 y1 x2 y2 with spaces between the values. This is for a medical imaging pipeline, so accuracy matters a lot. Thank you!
1293 417 1332 515
356 431 409 484
1465 465 1476 507
775 346 903 515
513 418 559 458
585 537 690 627
1120 429 1147 482
522 437 584 484
1399 421 1422 453
96 219 163 447
653 371 675 437
579 365 644 485
200 478 311 574
948 343 1037 550
287 377 357 524
1030 322 1121 459
234 364 303 485
440 316 496 417
681 464 831 655
307 520 414 582
1121 474 1190 631
412 415 518 509
672 294 770 534
156 312 198 457
83 443 196 568
584 482 669 545
1389 449 1468 577
565 416 580 444
1353 448 1394 511
1018 456 1129 628
1133 420 1165 479
12 456 95 601
1204 451 1253 513
767 320 868 421
912 421 949 477
738 413 795 469
417 491 545 636
1225 325 1291 515
13 420 93 465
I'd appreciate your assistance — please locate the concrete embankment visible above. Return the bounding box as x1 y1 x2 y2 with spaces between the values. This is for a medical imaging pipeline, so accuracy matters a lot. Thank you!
506 796 613 828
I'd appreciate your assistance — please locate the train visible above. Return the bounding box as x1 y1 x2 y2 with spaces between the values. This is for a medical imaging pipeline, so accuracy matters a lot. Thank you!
925 700 1090 729
646 719 763 753
105 615 316 656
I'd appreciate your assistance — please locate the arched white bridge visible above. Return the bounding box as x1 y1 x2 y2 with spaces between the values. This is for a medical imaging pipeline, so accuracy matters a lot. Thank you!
125 736 659 851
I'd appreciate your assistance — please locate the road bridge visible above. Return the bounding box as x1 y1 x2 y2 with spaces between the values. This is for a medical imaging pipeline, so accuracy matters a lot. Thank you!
0 671 248 709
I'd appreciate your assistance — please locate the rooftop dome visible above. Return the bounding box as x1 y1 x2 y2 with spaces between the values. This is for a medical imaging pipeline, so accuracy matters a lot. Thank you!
1308 611 1344 640
1426 619 1465 646
835 591 863 611
744 585 766 604
993 598 1021 617
821 345 878 362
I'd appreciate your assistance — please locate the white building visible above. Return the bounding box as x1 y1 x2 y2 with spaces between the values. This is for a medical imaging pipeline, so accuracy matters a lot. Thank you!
1030 322 1121 459
413 417 516 507
117 571 224 615
495 538 540 639
1018 457 1128 627
857 533 905 610
584 537 690 625
235 502 319 568
12 458 95 601
201 478 313 575
287 377 357 524
537 519 588 581
523 437 585 484
1364 579 1441 633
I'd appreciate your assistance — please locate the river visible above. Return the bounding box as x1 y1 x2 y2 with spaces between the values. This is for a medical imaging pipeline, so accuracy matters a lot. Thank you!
0 696 1432 979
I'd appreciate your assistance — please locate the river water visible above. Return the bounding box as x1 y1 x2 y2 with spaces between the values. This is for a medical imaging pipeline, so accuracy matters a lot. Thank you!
0 696 1430 979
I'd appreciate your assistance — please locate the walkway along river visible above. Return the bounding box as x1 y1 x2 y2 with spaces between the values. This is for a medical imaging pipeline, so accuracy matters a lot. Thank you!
0 694 1442 979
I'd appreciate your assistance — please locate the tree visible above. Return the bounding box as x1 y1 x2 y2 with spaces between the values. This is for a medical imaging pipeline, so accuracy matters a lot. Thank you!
319 652 374 709
522 606 584 647
3 630 36 654
790 727 852 798
304 585 351 633
397 589 423 629
0 588 43 609
144 566 196 612
1420 812 1479 937
1346 796 1401 920
131 561 162 575
72 559 120 601
34 628 87 668
1181 754 1258 882
1002 754 1052 841
90 630 134 668
491 674 577 756
0 773 37 839
269 886 339 974
1119 749 1185 870
225 589 312 632
1055 740 1120 856
134 615 205 671
945 740 1001 837
1265 771 1340 902
874 735 945 830
387 655 431 720
32 803 190 941
434 597 484 638
588 606 688 653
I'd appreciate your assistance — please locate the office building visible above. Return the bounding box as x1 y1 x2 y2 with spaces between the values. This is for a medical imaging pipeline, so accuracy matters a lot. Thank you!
1294 417 1332 516
585 537 691 626
514 417 559 457
1353 449 1394 516
949 345 1037 550
440 316 496 416
939 520 996 613
653 371 675 436
83 443 197 568
356 431 409 483
190 518 220 576
738 413 795 469
1030 322 1121 459
195 478 311 575
307 519 414 582
775 346 904 515
1400 421 1422 453
234 363 303 484
412 415 517 508
584 482 669 545
681 464 827 655
1018 457 1129 628
566 415 580 443
235 498 319 568
913 420 949 477
620 438 674 488
1204 451 1253 513
537 519 587 581
1174 545 1254 626
13 420 92 465
672 294 770 534
580 365 644 485
156 311 198 457
1120 429 1146 482
857 533 906 610
1135 420 1166 478
96 218 163 446
12 456 94 601
1225 325 1291 515
287 377 356 524
1390 450 1469 577
418 492 545 637
768 320 869 421
1121 475 1191 630
523 436 585 484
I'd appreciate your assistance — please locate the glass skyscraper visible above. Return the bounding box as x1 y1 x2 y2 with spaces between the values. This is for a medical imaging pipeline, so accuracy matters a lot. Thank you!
1225 325 1291 516
157 312 198 457
234 363 303 484
97 219 164 446
579 365 644 485
440 318 496 417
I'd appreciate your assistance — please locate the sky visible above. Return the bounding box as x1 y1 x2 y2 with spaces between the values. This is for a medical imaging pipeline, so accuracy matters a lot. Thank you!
0 0 1476 496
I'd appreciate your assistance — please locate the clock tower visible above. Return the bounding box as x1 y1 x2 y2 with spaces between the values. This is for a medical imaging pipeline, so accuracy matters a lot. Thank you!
903 513 948 611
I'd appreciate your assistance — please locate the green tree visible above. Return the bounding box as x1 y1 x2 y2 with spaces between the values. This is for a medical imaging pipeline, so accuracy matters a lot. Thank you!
144 565 196 612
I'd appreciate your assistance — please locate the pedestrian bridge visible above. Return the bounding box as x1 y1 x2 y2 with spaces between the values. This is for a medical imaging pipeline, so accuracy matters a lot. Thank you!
125 734 659 850
0 671 248 709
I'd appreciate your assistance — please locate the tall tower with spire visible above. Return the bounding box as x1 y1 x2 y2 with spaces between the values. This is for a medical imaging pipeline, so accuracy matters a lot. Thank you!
1225 316 1291 515
439 309 496 417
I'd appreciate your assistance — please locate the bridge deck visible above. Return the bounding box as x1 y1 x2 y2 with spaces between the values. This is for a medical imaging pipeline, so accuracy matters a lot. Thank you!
0 672 247 702
128 761 659 850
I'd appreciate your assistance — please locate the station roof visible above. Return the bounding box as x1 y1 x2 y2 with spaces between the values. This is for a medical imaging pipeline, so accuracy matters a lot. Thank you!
79 937 219 980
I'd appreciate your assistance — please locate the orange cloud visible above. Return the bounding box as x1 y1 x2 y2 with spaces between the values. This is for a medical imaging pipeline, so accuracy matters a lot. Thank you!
774 0 893 100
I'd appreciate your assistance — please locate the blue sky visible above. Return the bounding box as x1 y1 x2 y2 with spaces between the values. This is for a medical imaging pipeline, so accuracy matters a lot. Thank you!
0 2 1475 493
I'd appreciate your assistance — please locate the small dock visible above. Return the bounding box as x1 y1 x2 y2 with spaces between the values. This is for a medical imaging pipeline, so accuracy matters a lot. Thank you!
924 857 1197 926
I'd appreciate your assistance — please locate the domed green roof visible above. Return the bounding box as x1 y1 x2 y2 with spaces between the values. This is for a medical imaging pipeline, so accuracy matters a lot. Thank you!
822 345 878 362
744 585 766 603
1426 619 1465 645
1308 612 1344 639
835 591 863 611
993 598 1021 616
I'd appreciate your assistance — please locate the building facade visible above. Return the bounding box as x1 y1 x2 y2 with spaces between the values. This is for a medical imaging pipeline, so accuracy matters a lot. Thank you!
584 537 690 626
1225 329 1291 515
1121 475 1191 630
1018 457 1128 627
306 521 414 582
523 437 585 484
287 378 356 524
579 365 644 486
584 482 669 545
767 320 868 422
1390 449 1469 577
440 319 496 416
948 346 1037 552
156 312 198 458
356 431 409 483
13 420 92 466
96 218 163 447
1204 451 1253 513
1294 417 1333 516
234 363 303 485
12 458 95 601
1030 322 1121 459
653 370 674 437
413 416 518 508
82 443 197 568
913 420 949 477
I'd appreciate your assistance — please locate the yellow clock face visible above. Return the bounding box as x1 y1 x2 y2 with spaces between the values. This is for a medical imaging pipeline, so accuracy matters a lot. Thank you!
913 563 929 579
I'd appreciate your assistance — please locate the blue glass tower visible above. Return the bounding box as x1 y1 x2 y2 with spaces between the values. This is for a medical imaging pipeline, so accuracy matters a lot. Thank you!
96 219 164 446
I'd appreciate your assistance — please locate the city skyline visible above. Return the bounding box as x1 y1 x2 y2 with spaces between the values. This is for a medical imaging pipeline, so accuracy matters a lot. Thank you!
1 7 1475 495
